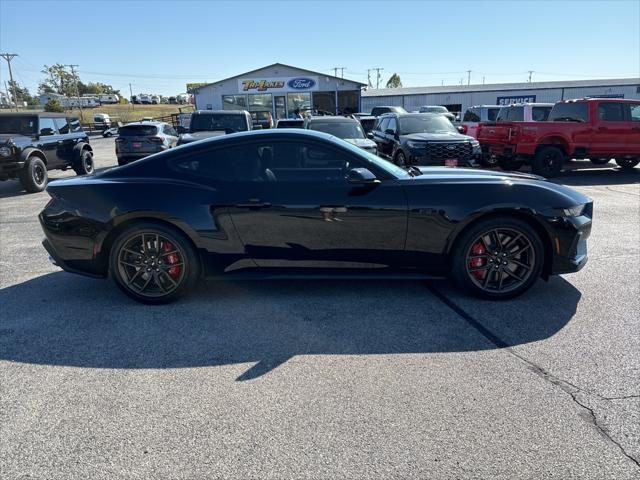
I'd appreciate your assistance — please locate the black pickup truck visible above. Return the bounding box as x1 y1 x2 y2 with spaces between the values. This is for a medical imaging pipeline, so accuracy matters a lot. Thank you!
0 112 94 192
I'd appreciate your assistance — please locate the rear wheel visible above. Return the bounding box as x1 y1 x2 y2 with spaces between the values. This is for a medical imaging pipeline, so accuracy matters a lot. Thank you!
109 223 200 304
531 146 564 177
451 217 544 300
73 150 94 176
19 156 48 193
615 158 639 170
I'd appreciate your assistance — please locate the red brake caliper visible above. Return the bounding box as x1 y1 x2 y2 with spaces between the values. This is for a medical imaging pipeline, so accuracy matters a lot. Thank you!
469 242 486 279
163 242 181 279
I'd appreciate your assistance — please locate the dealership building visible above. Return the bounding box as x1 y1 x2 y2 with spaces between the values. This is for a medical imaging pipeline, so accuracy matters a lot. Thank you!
191 63 366 119
361 78 640 115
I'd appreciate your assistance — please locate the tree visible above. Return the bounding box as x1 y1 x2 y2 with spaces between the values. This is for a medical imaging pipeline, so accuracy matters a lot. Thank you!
44 99 64 112
386 73 403 88
39 64 79 96
7 80 39 105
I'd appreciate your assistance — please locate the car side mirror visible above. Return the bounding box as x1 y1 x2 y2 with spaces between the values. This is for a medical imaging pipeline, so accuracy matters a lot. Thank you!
385 128 395 135
347 168 380 184
366 132 374 139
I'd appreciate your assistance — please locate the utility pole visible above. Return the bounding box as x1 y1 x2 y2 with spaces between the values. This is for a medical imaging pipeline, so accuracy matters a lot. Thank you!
332 67 345 79
367 69 373 88
372 67 384 89
0 53 20 111
482 76 485 85
129 83 134 110
65 64 82 120
528 70 534 83
467 70 471 86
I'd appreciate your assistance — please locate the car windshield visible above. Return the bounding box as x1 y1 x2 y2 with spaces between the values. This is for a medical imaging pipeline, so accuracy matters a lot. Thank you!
119 125 158 136
308 121 365 139
334 136 410 178
0 115 37 135
398 115 457 134
190 114 248 132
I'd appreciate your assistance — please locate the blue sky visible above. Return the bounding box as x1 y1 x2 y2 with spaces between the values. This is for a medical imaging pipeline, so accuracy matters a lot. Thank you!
1 0 638 97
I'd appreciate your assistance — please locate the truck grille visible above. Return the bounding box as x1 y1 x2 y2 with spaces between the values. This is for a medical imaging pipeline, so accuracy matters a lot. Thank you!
426 142 473 160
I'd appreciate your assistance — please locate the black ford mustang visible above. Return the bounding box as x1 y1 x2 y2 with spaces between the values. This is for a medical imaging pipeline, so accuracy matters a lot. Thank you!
40 130 592 304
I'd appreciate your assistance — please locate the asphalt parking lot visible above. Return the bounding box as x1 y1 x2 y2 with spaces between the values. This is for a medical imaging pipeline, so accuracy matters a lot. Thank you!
0 137 638 479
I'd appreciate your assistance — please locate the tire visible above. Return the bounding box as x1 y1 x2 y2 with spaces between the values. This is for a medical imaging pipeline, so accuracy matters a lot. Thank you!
497 156 524 171
109 222 200 304
480 155 498 168
531 146 564 177
394 151 407 167
615 158 639 170
18 156 48 193
73 150 94 176
589 158 610 165
451 217 544 300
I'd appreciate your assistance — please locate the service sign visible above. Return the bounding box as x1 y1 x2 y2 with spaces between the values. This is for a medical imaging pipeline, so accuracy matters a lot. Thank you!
238 76 319 93
497 95 537 105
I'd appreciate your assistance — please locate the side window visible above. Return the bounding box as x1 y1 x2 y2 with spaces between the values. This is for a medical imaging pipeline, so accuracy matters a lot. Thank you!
164 125 177 136
386 117 397 133
509 107 524 121
54 117 70 134
69 118 83 132
376 117 389 132
532 107 552 121
39 118 57 135
630 105 640 122
169 148 236 183
598 103 627 121
487 108 499 121
463 109 480 122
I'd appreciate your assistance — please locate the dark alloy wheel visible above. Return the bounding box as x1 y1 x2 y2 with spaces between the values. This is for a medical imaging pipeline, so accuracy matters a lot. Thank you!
394 151 407 167
480 155 499 168
452 218 544 299
73 150 94 176
109 223 199 304
615 158 640 170
532 146 564 178
19 156 48 193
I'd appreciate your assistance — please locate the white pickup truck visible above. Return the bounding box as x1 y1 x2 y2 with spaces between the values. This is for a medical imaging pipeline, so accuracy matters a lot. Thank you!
495 103 554 123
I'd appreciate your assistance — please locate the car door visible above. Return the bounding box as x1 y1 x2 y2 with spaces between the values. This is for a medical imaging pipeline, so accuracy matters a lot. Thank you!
53 117 76 165
592 102 630 155
372 117 390 158
385 117 399 157
628 103 640 154
36 117 63 167
226 138 409 269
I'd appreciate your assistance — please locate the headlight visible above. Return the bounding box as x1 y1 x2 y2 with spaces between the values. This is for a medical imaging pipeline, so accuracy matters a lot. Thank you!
407 140 426 149
0 146 12 157
470 140 480 148
563 204 585 217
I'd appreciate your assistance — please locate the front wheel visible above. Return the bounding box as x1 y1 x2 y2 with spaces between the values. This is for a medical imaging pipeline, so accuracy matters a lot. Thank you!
531 146 564 177
109 223 200 304
451 217 544 300
73 150 94 176
19 156 48 193
615 158 639 170
394 151 407 167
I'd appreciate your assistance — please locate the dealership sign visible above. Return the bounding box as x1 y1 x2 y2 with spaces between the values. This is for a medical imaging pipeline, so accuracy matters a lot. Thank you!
238 76 319 93
497 95 537 105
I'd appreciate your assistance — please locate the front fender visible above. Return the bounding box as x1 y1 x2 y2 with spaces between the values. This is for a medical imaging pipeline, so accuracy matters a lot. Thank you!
20 147 47 164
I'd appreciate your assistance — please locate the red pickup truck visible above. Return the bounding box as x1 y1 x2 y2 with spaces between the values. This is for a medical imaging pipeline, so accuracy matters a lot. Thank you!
477 98 640 177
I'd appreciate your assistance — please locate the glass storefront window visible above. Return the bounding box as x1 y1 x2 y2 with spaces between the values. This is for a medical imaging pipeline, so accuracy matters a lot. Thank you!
313 92 336 116
338 91 358 115
248 94 272 111
222 95 246 110
287 92 311 118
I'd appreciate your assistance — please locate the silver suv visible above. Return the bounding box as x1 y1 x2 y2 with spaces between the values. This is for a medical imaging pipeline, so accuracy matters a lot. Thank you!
115 121 178 166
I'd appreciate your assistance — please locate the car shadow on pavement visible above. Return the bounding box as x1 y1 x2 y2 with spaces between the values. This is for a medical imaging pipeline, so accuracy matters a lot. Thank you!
0 168 115 199
0 272 581 381
555 166 640 186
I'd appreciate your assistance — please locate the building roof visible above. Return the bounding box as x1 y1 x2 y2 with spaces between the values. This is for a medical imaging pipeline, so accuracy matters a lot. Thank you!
362 78 640 97
194 63 367 91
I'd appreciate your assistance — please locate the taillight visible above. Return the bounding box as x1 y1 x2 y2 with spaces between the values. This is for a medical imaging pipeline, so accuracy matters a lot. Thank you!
149 136 164 143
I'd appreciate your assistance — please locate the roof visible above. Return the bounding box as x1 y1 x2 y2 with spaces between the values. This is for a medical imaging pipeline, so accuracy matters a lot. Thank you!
306 116 359 123
362 78 640 97
192 110 247 115
194 63 366 91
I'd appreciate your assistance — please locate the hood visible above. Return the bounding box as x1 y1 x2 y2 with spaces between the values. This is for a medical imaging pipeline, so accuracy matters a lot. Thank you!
415 166 542 181
179 131 226 144
402 132 471 142
344 138 377 149
0 133 31 145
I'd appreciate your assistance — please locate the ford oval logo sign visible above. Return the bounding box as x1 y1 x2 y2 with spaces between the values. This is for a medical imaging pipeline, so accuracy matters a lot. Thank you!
288 77 316 90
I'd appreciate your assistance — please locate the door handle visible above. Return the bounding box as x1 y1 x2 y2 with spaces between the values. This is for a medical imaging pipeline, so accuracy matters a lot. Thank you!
236 199 271 209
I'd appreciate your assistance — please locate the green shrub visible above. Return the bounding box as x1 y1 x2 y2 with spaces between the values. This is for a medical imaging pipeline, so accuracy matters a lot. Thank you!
44 99 64 113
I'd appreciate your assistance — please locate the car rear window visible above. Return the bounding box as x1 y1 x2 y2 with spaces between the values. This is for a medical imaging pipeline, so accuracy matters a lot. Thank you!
119 125 158 136
190 114 249 133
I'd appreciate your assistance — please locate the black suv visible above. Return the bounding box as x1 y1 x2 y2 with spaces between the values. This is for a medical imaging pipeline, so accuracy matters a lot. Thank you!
370 105 407 117
371 113 481 167
0 113 94 193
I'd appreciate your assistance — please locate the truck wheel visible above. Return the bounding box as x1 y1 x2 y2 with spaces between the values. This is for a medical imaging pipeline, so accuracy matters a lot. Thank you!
73 150 94 176
19 156 48 193
394 151 407 167
479 155 498 168
498 156 524 171
532 146 564 177
590 158 610 165
615 158 639 170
